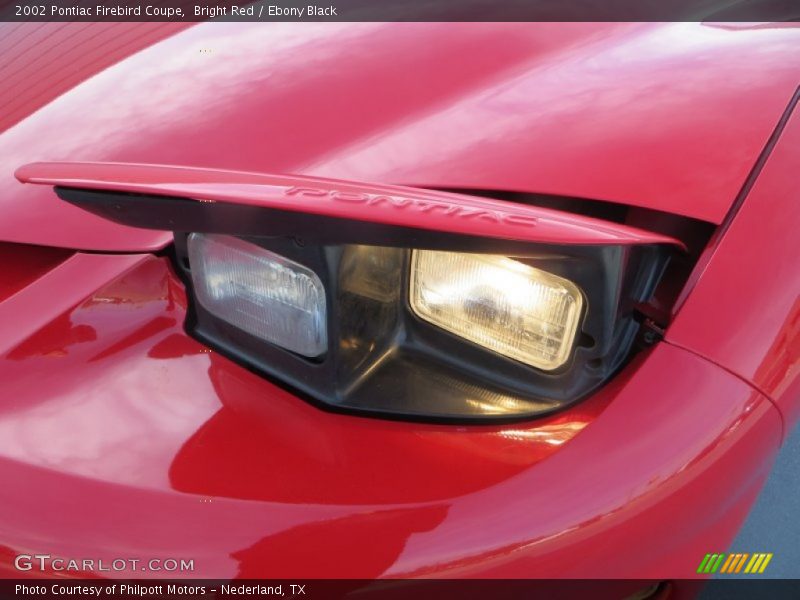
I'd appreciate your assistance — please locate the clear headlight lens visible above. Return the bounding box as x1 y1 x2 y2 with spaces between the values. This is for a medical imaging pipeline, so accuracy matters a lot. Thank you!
188 234 327 357
409 250 583 370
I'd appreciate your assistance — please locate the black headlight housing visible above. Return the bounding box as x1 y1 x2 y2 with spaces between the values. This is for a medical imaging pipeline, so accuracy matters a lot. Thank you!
37 169 683 424
171 228 668 422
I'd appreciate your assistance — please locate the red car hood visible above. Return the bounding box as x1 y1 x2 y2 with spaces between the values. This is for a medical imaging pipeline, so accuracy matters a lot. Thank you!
1 22 799 251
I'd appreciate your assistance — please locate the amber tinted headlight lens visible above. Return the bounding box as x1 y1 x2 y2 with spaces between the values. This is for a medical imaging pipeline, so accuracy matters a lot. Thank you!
409 250 583 370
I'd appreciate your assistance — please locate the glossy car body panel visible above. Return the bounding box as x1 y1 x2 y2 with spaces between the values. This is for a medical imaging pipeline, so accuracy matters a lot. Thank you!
15 162 684 247
0 22 190 252
667 101 800 428
3 23 800 251
0 255 783 578
0 23 191 134
0 242 72 303
3 21 800 583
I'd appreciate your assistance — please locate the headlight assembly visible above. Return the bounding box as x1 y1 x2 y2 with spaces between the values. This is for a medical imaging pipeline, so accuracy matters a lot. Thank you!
178 233 668 421
23 163 684 422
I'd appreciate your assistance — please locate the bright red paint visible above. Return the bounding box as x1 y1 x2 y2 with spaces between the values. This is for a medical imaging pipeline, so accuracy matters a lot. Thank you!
15 162 684 247
667 98 800 431
0 256 783 580
0 23 192 134
1 21 799 584
0 242 72 302
2 23 800 251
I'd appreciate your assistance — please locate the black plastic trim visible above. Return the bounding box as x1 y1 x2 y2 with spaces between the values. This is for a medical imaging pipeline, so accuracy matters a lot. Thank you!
59 186 672 423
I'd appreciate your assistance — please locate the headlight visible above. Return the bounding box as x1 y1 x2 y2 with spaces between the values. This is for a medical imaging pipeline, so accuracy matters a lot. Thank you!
410 250 583 370
21 164 683 422
178 234 668 421
188 234 327 358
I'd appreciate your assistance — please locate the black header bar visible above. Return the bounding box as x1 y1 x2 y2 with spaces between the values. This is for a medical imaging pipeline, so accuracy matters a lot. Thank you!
1 0 799 22
4 580 800 599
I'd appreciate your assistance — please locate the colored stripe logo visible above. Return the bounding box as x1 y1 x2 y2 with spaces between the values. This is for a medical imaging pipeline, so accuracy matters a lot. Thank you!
697 553 773 574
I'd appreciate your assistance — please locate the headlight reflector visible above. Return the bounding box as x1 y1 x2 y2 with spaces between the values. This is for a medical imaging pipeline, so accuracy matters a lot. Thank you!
409 250 583 370
188 234 327 357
